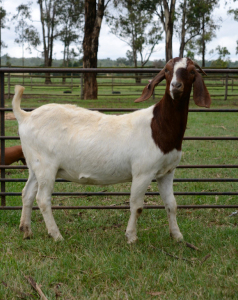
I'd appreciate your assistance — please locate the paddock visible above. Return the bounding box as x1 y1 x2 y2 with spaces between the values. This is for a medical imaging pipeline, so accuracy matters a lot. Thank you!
0 67 238 299
0 67 237 210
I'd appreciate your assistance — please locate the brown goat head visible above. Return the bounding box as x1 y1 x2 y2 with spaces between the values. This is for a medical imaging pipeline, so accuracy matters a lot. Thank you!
135 57 211 108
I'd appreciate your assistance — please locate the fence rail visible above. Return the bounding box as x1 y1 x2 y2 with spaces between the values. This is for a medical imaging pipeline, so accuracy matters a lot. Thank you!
0 67 237 210
3 67 238 100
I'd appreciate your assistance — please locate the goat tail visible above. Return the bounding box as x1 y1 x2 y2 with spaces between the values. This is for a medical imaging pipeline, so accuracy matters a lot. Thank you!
12 85 28 123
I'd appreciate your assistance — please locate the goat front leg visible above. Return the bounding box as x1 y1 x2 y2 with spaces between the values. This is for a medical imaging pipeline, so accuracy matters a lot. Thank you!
36 175 63 241
20 169 38 239
126 175 152 244
157 171 183 241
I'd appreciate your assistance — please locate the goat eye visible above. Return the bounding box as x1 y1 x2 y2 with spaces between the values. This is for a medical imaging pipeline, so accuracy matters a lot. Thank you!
190 70 195 75
165 68 169 73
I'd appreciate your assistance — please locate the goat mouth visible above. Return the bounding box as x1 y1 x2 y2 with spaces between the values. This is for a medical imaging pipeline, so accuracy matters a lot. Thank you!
170 88 183 100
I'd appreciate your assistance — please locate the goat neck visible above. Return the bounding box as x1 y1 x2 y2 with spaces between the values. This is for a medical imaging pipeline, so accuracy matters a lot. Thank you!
151 88 191 155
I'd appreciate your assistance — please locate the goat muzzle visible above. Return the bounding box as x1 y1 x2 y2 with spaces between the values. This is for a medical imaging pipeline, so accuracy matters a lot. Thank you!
170 81 184 100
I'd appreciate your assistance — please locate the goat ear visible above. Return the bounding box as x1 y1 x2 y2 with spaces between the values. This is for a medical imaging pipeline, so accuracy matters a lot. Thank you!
193 72 211 108
134 69 165 103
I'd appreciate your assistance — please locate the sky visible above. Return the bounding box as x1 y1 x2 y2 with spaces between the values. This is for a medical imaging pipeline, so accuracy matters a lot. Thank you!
1 0 238 62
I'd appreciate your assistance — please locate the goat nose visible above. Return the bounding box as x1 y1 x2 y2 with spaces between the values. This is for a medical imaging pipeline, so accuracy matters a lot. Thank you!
172 82 182 89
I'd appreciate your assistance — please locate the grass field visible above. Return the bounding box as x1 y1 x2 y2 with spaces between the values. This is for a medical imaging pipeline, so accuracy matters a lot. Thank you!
0 73 238 299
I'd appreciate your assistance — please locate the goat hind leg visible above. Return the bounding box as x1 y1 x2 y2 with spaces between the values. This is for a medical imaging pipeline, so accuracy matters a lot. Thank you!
36 176 63 241
20 169 38 239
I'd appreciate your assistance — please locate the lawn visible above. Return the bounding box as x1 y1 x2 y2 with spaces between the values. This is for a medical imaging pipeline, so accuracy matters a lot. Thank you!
0 72 238 299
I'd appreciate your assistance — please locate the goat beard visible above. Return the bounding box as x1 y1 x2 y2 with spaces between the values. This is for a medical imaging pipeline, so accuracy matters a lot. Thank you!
170 89 183 100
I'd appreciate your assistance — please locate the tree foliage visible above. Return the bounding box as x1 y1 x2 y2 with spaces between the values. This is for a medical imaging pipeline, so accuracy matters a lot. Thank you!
182 0 221 66
210 45 231 67
228 7 238 55
37 0 63 82
175 0 210 58
12 3 40 66
106 0 163 67
57 0 84 68
0 1 9 66
141 0 177 62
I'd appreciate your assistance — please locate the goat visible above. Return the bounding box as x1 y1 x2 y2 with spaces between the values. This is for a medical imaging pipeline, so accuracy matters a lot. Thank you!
12 57 211 242
1 145 26 165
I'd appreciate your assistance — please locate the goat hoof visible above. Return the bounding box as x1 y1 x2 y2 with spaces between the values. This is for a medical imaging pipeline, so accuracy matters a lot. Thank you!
20 224 28 232
125 232 138 244
170 231 183 242
23 231 33 239
55 235 64 242
127 238 138 244
20 225 33 239
48 232 64 241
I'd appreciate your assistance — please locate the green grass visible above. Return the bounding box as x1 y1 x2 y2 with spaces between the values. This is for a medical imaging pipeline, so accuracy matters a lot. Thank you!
0 76 238 299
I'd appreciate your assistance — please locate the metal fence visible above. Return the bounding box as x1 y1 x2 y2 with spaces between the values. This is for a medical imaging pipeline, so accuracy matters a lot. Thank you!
0 67 238 210
4 67 238 100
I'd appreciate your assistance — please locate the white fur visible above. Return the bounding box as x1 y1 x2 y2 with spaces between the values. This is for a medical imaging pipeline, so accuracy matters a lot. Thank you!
12 85 183 243
170 57 187 99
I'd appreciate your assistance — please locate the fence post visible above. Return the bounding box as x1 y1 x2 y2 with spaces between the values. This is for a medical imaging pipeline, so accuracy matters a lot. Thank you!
71 73 73 93
8 73 10 99
80 73 83 100
224 73 228 100
31 75 32 91
0 72 5 206
112 75 113 93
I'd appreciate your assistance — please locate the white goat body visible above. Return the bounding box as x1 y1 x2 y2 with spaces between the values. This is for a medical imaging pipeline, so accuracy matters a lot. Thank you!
18 103 180 185
12 57 211 243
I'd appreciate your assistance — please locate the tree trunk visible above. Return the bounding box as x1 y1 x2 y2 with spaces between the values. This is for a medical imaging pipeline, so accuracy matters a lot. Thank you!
202 15 205 67
83 0 106 99
179 0 186 58
44 55 52 84
62 45 66 84
132 45 140 83
165 27 173 61
162 0 176 62
38 0 57 84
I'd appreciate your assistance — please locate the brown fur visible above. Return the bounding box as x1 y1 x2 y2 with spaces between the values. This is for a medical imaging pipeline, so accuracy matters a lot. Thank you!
0 145 26 165
135 58 211 154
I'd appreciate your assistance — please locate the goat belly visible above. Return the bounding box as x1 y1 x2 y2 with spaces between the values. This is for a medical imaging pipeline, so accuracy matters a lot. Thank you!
56 167 132 185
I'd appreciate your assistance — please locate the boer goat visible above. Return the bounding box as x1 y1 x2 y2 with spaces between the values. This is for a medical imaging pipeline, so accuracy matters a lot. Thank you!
12 57 211 242
1 145 26 165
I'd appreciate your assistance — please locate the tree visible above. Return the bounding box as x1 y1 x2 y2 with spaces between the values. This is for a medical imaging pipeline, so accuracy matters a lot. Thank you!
210 45 230 67
57 0 84 68
83 0 111 99
0 2 9 67
116 57 131 66
153 59 165 68
107 0 163 70
57 0 84 83
184 0 220 67
143 0 176 62
228 8 238 55
176 0 207 58
13 4 41 67
38 0 62 83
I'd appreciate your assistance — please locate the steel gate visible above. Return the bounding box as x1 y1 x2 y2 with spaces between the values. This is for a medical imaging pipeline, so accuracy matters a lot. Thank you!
0 67 237 210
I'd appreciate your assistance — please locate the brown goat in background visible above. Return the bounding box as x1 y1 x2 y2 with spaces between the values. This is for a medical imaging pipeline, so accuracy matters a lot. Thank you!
0 145 26 165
